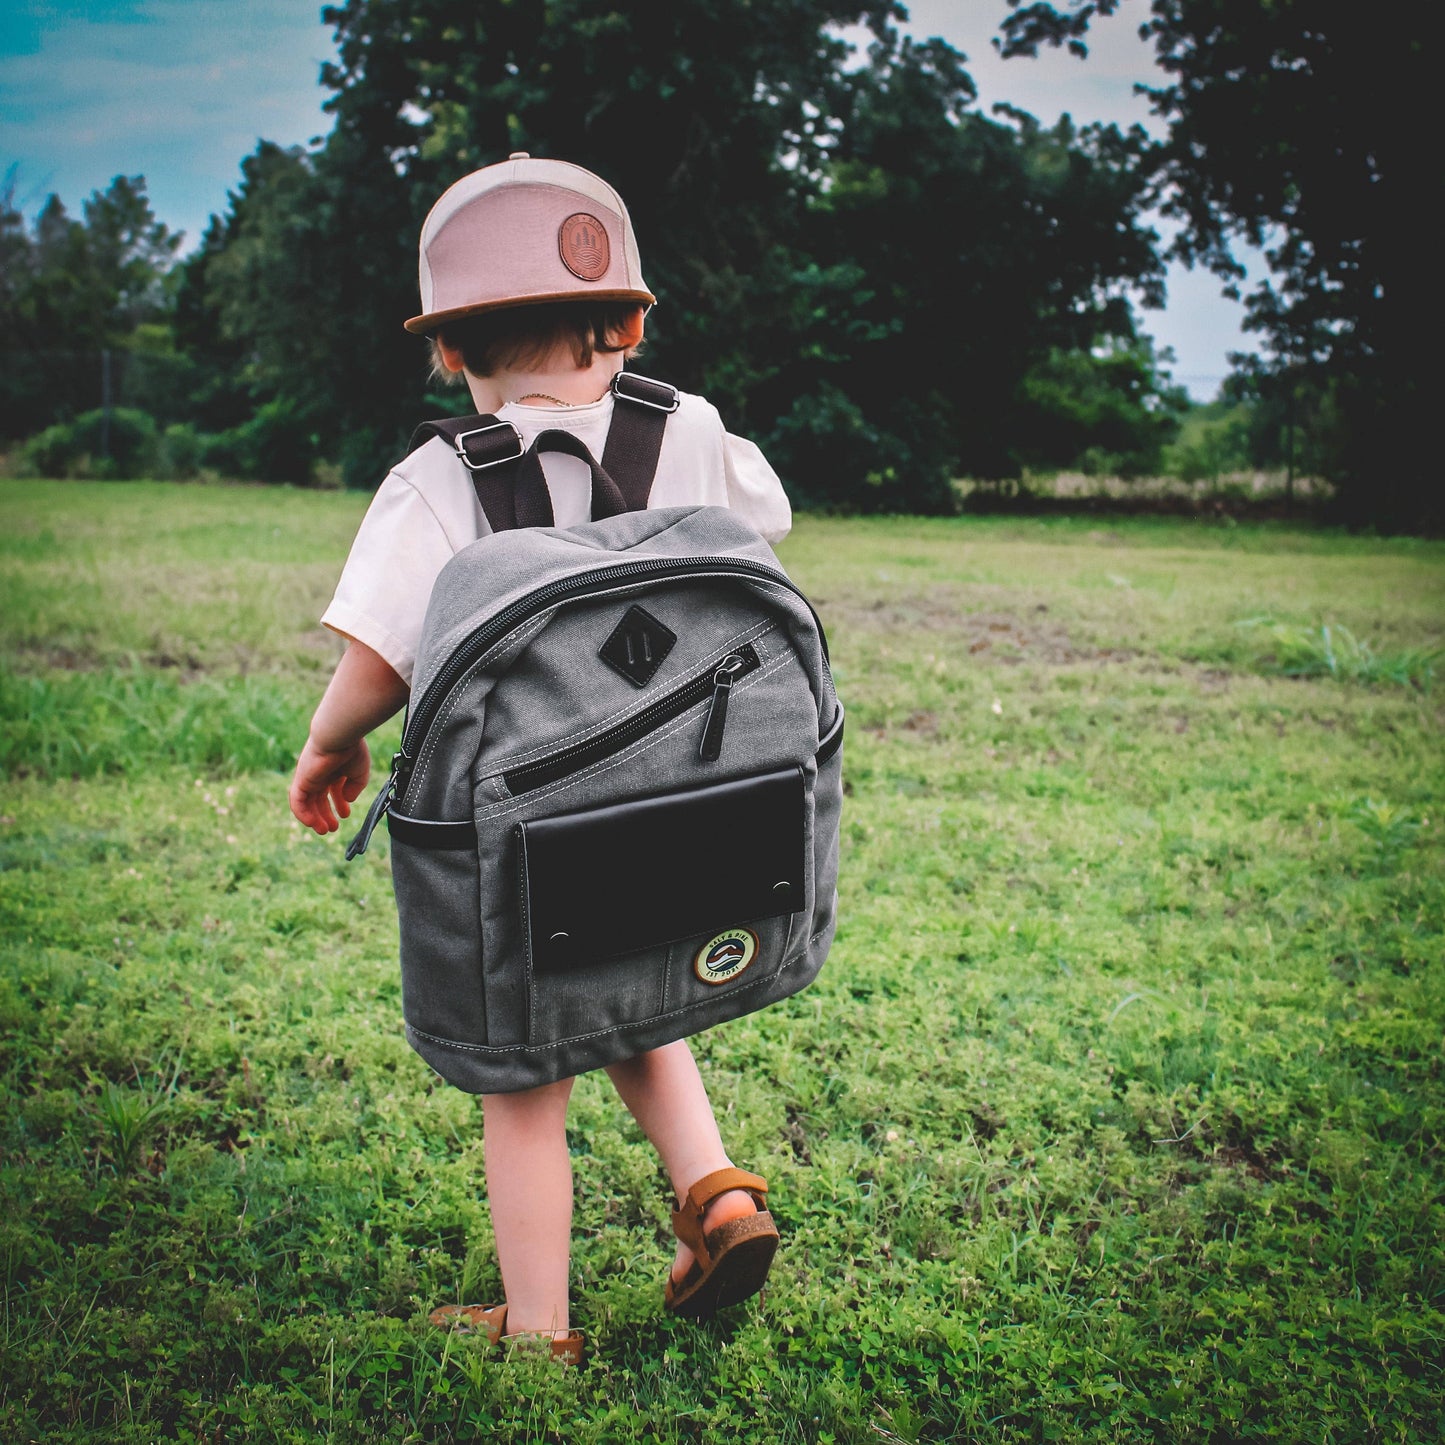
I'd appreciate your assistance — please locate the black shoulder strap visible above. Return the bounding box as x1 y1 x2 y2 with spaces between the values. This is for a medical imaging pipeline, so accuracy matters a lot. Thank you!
407 413 525 533
407 371 680 534
602 372 679 510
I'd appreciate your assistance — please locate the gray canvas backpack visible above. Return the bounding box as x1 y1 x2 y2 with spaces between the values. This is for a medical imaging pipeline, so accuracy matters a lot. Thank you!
347 374 844 1093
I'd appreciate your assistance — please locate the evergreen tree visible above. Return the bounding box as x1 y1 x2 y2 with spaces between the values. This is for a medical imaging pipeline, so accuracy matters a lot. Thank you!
0 175 183 439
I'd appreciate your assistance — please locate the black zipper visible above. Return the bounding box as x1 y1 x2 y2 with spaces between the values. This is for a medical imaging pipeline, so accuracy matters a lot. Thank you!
502 645 760 795
395 556 829 805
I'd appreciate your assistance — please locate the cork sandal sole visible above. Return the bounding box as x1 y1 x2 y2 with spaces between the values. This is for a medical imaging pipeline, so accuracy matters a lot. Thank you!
665 1211 779 1319
664 1166 779 1320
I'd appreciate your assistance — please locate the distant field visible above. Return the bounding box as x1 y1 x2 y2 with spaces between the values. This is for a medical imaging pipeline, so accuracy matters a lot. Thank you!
3 479 1443 1443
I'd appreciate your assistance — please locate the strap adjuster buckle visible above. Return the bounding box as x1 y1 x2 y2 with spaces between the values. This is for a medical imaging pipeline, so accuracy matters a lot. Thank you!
611 371 680 414
453 421 524 472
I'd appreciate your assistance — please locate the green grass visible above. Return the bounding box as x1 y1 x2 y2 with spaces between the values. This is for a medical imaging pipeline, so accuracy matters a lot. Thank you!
2 480 1443 1442
1232 617 1441 689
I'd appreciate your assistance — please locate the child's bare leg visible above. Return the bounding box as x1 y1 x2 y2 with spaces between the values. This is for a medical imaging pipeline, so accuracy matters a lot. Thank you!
604 1039 759 1283
481 1077 575 1336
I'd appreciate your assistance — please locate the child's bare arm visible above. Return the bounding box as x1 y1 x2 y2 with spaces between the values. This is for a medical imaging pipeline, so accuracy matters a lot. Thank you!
289 640 411 835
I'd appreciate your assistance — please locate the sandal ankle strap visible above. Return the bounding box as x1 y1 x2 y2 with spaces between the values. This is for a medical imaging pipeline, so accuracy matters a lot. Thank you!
671 1168 770 1265
677 1167 769 1216
503 1329 587 1365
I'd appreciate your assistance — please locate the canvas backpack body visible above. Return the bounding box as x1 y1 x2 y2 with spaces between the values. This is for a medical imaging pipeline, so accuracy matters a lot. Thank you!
348 375 844 1093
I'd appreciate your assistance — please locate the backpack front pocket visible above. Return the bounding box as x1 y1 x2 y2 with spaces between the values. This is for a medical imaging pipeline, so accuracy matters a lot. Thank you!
516 767 806 1045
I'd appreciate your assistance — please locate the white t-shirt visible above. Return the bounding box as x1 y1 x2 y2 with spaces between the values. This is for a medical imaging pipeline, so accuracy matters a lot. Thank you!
322 389 791 685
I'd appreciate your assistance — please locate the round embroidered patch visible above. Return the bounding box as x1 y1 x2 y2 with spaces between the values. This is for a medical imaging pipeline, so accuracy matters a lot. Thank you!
558 213 611 281
694 927 760 985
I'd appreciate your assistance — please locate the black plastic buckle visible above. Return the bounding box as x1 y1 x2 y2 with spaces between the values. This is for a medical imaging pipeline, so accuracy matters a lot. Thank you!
610 371 680 414
453 420 524 472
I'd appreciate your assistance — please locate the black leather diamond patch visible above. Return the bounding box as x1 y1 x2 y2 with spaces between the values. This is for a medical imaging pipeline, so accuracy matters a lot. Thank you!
599 605 677 687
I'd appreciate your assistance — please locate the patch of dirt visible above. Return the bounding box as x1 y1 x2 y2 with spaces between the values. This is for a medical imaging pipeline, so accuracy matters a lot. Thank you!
16 645 103 671
784 1106 813 1165
1213 1144 1277 1182
968 1102 1007 1141
832 596 1141 665
147 650 206 674
959 611 1137 666
9 643 207 677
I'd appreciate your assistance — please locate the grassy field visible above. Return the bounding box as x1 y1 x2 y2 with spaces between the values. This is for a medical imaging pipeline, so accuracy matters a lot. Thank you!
2 479 1442 1443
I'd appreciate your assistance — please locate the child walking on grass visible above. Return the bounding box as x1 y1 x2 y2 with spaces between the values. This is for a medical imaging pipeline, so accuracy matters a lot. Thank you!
288 155 794 1363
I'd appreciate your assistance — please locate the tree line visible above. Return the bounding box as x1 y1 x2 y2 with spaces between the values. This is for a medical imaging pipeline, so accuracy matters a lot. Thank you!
1 1 1429 527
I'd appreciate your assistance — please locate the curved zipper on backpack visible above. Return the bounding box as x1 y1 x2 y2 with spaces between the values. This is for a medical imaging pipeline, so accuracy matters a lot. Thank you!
347 556 831 857
398 558 828 800
502 644 759 795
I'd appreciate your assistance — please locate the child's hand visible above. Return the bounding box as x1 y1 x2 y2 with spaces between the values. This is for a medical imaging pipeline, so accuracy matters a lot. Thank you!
289 736 371 835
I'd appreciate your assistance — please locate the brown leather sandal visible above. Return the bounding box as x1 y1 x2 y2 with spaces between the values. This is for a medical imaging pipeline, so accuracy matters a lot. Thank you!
427 1303 585 1364
664 1167 779 1320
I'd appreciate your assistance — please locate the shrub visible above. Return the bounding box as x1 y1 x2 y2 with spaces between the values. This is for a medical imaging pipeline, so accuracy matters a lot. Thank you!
1164 404 1251 485
19 408 159 480
157 422 206 480
202 398 318 484
1236 617 1441 690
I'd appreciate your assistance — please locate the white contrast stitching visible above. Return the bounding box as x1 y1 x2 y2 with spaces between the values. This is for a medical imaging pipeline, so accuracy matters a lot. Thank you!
410 674 476 802
487 618 778 771
407 958 784 1054
473 652 794 822
407 613 552 803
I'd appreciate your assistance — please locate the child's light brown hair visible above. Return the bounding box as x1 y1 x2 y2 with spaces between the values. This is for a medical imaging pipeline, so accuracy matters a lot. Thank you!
431 301 646 385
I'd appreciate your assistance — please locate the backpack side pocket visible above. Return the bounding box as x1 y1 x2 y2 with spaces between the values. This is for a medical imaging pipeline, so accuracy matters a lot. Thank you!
392 837 487 1071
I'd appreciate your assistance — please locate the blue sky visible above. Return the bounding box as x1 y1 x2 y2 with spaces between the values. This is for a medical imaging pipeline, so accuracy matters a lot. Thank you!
1 0 1254 398
1 1 337 242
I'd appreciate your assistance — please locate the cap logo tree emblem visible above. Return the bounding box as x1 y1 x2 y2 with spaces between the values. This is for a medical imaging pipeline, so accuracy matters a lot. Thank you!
559 213 610 280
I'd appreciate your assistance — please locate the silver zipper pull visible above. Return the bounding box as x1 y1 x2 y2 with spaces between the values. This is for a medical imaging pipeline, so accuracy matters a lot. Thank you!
699 655 745 762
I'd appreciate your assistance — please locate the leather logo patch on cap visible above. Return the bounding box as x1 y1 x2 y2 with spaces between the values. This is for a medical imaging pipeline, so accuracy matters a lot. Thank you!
558 213 611 281
694 928 760 985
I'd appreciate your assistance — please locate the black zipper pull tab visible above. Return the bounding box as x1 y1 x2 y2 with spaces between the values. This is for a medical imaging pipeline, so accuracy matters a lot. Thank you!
699 655 745 762
345 753 404 860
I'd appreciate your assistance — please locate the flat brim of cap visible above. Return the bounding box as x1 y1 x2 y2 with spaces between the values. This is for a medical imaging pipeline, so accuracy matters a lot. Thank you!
405 287 656 335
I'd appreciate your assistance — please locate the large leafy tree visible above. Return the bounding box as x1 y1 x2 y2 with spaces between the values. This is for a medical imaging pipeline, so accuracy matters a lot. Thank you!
182 0 1172 500
1000 0 1435 527
760 39 1167 506
180 0 904 486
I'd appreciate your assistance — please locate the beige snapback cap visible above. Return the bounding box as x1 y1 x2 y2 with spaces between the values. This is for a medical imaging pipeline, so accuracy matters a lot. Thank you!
405 153 655 334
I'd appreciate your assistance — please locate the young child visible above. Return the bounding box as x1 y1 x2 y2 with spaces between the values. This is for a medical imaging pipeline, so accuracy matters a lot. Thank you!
288 155 793 1362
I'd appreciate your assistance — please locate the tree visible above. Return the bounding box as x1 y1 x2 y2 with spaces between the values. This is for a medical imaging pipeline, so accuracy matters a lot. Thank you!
757 40 1168 506
160 0 1174 499
196 0 1167 501
1017 337 1187 479
999 0 1438 528
178 145 335 440
265 0 913 483
0 175 183 439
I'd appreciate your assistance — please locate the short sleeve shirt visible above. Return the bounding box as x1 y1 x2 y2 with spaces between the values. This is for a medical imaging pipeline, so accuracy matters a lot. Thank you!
321 390 791 686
